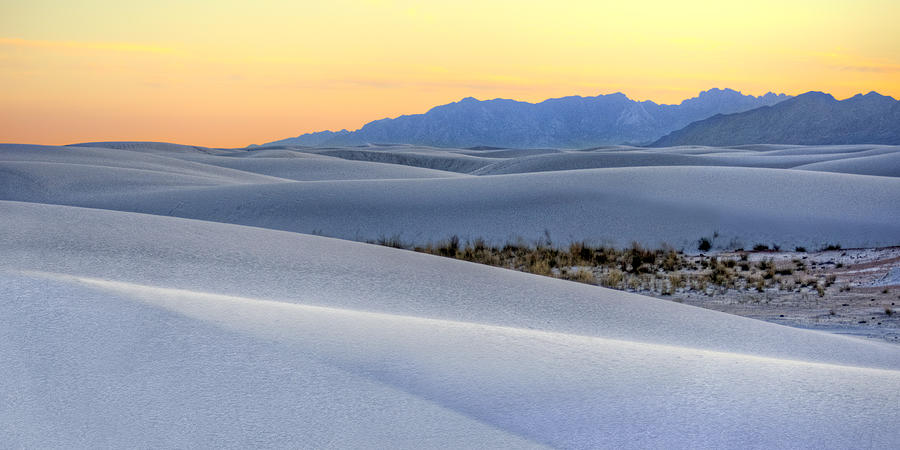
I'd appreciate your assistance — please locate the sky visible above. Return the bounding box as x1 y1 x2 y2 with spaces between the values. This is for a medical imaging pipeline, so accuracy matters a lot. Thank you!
1 0 899 147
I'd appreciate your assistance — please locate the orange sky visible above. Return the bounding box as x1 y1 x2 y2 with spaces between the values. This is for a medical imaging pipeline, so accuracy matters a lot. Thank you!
1 0 898 147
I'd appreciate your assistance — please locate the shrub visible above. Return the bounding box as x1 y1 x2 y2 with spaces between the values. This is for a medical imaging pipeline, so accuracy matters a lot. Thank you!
669 272 684 290
753 243 769 251
527 259 552 276
751 277 765 292
601 269 624 289
698 238 712 252
376 234 407 249
437 235 460 257
566 268 596 285
794 246 807 252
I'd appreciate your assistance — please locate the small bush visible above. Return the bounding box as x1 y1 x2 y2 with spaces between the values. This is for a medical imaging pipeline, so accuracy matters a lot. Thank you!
527 259 552 276
601 269 624 289
753 243 770 251
567 268 596 285
821 244 842 251
669 273 684 290
794 246 807 253
754 277 766 292
698 238 712 252
376 234 407 249
885 307 894 316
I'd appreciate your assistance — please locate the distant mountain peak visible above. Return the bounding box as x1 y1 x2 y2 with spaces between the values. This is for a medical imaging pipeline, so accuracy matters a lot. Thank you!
796 91 835 100
699 87 740 96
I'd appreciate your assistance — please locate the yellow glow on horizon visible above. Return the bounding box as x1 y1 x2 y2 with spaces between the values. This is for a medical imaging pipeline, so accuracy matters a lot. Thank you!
1 0 898 147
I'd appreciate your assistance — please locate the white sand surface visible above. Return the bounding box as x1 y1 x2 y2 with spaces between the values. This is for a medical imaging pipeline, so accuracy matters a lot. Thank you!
3 141 900 447
2 201 899 448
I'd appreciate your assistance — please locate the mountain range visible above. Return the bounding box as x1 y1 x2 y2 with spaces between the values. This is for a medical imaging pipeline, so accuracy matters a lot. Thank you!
651 91 900 146
261 89 789 148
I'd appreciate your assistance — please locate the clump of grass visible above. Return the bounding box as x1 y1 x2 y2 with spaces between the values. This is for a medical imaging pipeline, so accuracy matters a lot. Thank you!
821 244 842 251
375 234 407 249
627 276 641 291
794 246 807 253
779 278 796 291
753 243 770 251
601 269 624 289
562 268 596 285
775 266 794 276
527 258 552 276
886 307 894 316
669 272 684 290
705 258 735 287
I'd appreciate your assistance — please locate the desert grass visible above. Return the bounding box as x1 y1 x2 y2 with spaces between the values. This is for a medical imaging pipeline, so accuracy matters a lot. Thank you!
370 235 841 298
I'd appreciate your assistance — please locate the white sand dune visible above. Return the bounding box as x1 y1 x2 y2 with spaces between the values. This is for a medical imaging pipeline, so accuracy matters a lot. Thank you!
175 151 468 181
3 143 899 248
472 145 900 175
2 202 899 448
13 166 899 250
794 151 900 177
3 141 900 447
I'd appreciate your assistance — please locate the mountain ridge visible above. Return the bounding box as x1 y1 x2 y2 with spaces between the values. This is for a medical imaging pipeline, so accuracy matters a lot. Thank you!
260 88 790 148
652 91 900 146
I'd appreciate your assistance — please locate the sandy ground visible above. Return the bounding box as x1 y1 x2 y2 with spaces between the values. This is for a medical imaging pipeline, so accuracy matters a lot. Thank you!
642 247 900 343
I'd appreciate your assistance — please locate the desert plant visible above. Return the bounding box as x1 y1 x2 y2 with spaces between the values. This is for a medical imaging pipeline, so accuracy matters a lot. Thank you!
669 272 684 290
565 268 596 285
601 269 624 289
527 259 552 276
375 234 407 249
698 237 712 252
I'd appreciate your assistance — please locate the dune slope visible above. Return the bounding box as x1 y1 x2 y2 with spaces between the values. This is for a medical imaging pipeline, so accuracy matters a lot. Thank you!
2 201 899 448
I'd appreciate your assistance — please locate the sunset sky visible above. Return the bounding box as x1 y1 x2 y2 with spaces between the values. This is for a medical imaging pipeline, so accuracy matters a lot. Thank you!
2 0 898 147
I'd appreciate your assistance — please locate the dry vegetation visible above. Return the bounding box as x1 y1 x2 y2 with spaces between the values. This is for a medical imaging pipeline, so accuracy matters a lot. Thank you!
373 235 900 342
376 235 830 295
